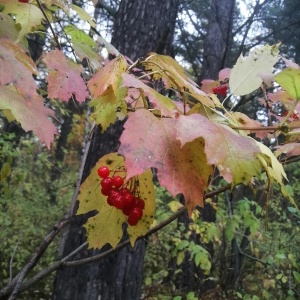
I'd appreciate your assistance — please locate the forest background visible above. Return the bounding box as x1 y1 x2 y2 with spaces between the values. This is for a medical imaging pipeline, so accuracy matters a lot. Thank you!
0 0 300 299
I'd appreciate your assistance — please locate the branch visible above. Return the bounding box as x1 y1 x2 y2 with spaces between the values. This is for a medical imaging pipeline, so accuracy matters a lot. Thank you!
36 0 61 50
1 213 72 300
230 122 300 131
57 124 96 257
0 184 231 298
95 0 117 18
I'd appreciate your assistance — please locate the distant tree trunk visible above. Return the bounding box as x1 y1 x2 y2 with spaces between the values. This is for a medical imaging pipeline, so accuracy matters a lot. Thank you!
202 0 236 80
52 1 179 299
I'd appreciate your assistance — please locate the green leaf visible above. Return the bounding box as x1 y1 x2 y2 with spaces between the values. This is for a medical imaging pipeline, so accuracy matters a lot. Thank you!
168 200 183 212
64 25 102 70
2 3 44 41
275 253 286 260
275 68 300 100
71 4 96 27
293 271 300 283
229 44 279 95
177 240 189 250
176 251 185 265
0 12 27 48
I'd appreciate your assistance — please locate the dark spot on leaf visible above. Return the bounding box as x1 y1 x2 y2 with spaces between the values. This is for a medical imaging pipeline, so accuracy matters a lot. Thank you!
238 117 246 124
106 159 113 165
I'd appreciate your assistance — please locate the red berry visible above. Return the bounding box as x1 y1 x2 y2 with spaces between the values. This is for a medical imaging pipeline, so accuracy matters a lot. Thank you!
113 194 125 209
112 176 124 188
127 215 139 226
130 207 143 220
101 177 113 190
97 166 110 178
19 0 29 3
107 190 119 205
137 199 145 209
101 187 111 196
120 187 130 195
122 206 133 216
107 197 114 206
218 85 227 97
123 193 134 207
212 85 227 97
131 197 140 208
212 87 219 94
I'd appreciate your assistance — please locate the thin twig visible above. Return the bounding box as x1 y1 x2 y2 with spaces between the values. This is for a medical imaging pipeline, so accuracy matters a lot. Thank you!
36 0 61 50
3 214 71 300
9 237 22 282
57 123 96 257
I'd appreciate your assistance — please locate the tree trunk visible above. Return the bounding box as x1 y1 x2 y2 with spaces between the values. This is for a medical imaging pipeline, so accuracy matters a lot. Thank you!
202 0 236 80
52 1 179 299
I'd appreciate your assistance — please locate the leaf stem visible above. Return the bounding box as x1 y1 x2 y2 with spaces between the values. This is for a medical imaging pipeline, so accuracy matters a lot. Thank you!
280 100 299 126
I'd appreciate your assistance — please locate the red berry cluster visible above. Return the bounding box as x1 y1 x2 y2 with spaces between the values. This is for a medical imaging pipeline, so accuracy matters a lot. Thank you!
212 84 227 97
97 166 145 226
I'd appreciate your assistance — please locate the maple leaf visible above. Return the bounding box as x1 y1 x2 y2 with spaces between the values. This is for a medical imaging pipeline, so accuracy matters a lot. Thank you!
0 12 27 48
176 114 262 185
256 142 296 207
88 56 128 131
64 25 102 70
229 44 279 96
77 152 156 249
268 90 293 106
70 4 96 27
122 73 179 117
275 68 300 101
43 49 89 102
201 79 218 94
119 110 212 215
227 111 266 140
0 38 38 100
219 68 231 82
90 78 127 132
2 2 44 41
88 55 127 98
142 53 215 108
0 86 57 148
275 143 300 158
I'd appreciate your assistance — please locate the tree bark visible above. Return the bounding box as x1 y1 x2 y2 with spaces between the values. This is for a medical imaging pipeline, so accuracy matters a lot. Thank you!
202 0 236 80
52 1 179 299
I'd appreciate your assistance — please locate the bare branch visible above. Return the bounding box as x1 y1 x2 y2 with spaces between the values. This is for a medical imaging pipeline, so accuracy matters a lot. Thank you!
2 213 72 300
95 0 117 18
0 185 231 298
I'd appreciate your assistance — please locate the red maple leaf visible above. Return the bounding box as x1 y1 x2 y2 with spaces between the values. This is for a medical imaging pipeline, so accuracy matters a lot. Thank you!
119 109 212 214
44 50 89 102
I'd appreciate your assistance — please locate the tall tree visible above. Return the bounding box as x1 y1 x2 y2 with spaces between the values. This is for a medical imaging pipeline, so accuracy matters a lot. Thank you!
52 1 179 299
202 0 236 79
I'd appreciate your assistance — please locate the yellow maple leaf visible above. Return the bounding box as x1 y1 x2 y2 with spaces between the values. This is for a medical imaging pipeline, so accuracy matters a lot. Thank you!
77 152 156 249
2 3 44 41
